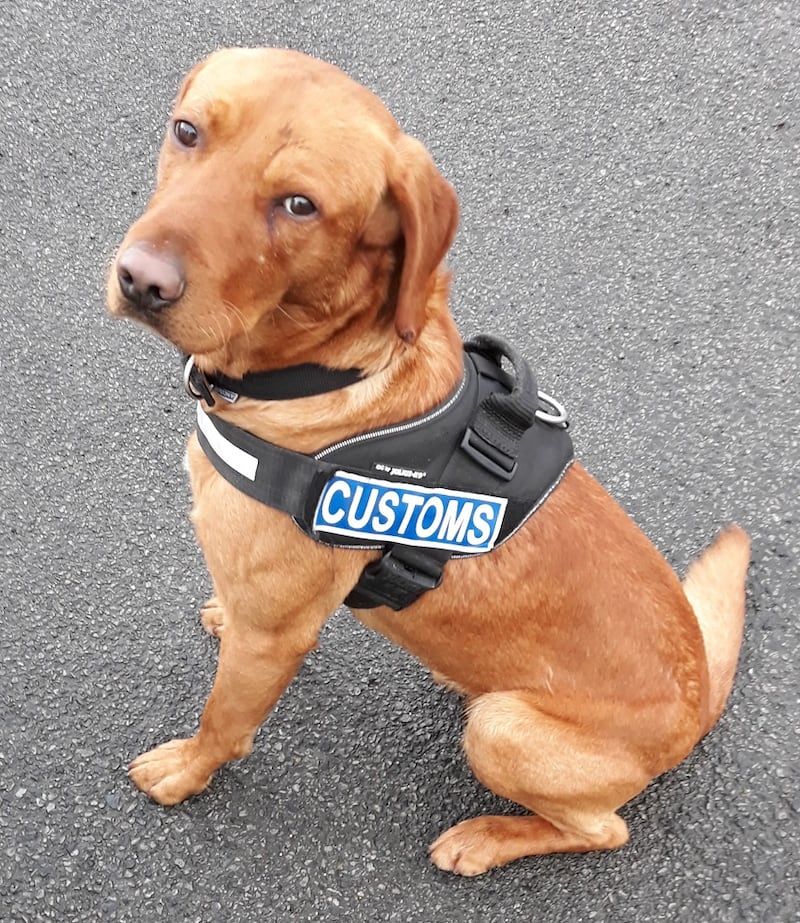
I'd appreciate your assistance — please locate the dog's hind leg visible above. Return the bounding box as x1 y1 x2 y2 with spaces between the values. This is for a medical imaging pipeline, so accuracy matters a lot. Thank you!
429 691 659 875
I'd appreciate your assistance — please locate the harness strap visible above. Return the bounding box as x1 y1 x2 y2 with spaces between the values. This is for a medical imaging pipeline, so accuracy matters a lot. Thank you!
197 402 459 612
195 403 334 516
344 336 541 611
460 335 538 481
345 545 451 610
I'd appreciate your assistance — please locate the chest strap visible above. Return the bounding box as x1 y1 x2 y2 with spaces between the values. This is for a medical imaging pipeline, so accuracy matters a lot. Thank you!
196 403 334 518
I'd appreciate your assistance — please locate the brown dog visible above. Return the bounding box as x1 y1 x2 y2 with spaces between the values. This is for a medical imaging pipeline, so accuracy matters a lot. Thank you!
107 48 750 875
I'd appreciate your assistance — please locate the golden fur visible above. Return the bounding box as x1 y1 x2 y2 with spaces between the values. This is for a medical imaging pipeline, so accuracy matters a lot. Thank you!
107 48 750 875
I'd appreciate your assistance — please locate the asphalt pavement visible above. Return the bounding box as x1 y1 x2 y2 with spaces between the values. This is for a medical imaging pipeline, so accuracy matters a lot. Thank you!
1 1 798 920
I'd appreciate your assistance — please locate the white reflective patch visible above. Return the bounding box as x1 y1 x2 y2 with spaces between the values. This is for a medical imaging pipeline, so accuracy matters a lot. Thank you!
313 472 507 554
196 405 258 481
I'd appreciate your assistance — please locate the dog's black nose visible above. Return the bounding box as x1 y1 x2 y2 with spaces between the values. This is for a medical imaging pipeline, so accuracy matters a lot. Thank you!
117 244 185 312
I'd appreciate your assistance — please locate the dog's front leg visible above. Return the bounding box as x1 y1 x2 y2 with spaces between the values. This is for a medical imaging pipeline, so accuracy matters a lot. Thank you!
128 603 328 805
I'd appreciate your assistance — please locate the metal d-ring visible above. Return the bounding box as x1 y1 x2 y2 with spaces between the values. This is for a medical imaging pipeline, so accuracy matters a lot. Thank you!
183 355 216 405
183 355 200 398
535 390 569 427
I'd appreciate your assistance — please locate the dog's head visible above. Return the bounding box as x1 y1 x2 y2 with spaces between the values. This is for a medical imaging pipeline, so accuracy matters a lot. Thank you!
107 48 458 370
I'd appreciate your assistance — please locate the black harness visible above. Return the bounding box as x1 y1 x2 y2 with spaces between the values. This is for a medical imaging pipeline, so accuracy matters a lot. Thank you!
189 335 573 611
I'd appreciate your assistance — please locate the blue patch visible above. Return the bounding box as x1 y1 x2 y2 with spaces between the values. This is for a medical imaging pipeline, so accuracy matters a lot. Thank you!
313 472 507 554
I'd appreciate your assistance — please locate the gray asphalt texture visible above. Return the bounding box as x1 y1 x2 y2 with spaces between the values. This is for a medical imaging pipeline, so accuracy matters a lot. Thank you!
1 1 798 921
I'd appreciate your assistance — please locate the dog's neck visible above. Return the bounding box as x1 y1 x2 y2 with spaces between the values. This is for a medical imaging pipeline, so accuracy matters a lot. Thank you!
195 298 464 455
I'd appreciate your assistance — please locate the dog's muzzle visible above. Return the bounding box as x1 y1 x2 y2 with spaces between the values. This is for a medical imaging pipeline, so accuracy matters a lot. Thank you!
116 242 185 314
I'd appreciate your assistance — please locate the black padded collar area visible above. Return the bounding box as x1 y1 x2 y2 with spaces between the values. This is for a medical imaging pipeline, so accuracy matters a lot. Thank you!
184 355 364 405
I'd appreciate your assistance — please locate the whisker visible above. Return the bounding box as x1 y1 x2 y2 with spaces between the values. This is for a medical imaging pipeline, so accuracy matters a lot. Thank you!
214 314 229 348
276 302 315 332
198 323 217 345
222 299 251 347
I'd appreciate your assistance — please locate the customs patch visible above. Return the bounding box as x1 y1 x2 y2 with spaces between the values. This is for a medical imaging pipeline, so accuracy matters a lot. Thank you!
313 471 507 553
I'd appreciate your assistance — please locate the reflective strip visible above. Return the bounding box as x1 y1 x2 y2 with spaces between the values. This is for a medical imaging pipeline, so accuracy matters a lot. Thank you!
196 405 258 481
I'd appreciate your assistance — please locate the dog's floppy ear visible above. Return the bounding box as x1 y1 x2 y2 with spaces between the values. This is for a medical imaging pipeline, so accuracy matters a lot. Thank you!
386 135 459 345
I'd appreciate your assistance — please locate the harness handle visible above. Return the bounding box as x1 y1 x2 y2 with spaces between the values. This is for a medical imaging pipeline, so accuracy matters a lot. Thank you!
461 335 540 481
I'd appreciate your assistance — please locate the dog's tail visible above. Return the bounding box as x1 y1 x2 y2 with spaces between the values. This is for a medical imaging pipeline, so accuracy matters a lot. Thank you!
682 524 750 736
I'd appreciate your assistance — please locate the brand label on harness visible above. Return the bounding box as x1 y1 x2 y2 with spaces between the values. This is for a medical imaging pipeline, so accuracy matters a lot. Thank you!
313 472 507 553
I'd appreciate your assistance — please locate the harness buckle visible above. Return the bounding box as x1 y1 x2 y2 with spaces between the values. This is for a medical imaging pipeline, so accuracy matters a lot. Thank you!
345 546 446 611
460 427 518 481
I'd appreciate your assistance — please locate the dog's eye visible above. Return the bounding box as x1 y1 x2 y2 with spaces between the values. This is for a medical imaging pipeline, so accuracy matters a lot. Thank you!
173 119 199 148
282 195 317 218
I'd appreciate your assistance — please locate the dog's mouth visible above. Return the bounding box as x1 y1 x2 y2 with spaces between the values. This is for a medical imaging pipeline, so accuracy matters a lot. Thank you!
107 263 241 362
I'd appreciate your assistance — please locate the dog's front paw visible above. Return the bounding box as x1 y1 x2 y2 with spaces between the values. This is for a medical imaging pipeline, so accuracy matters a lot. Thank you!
429 818 509 876
129 738 213 805
200 596 225 637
